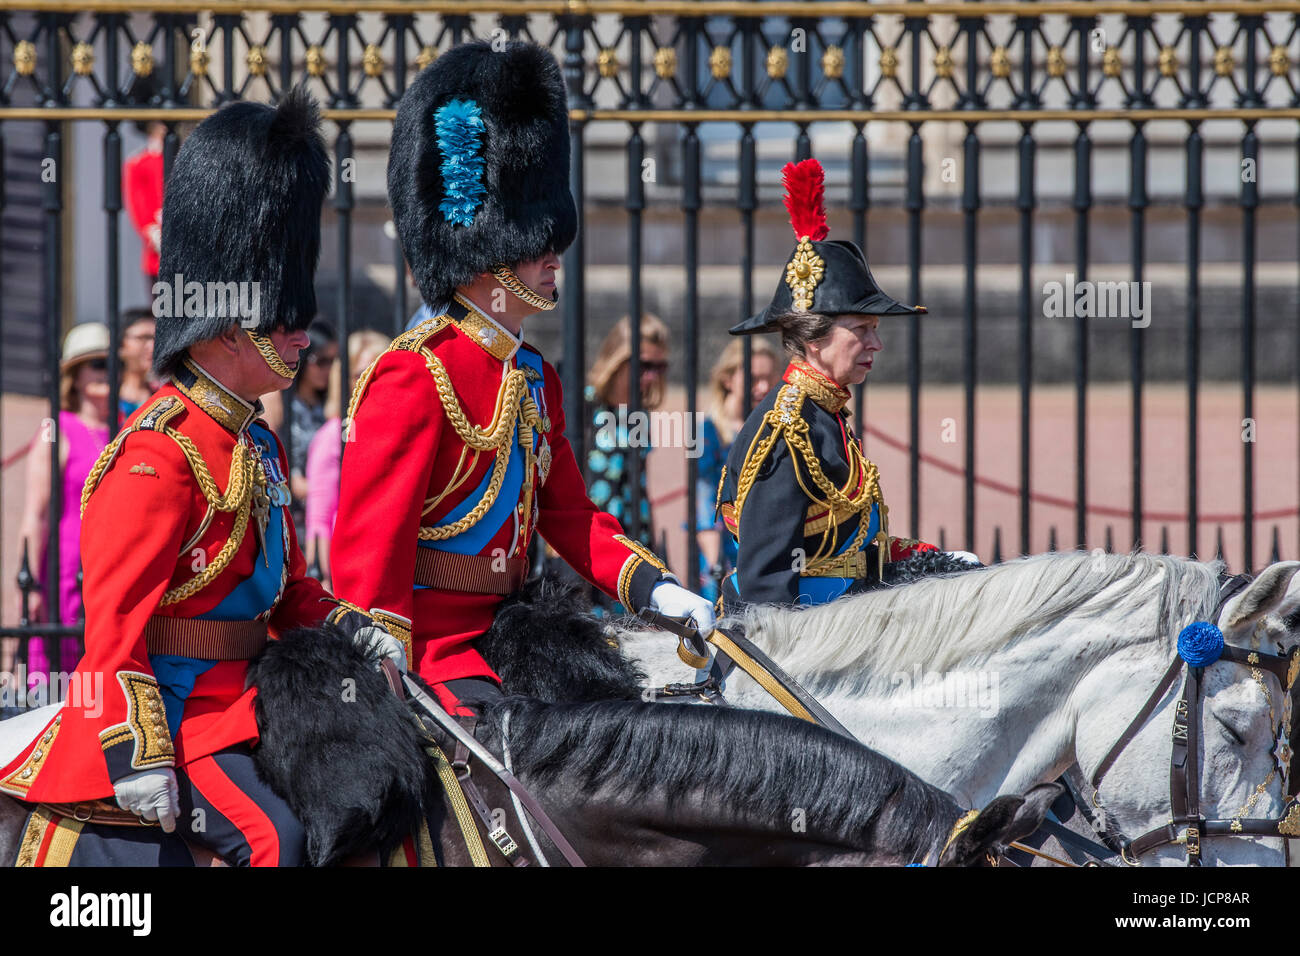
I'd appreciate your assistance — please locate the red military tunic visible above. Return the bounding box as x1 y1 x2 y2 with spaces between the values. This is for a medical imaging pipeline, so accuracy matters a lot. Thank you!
0 360 335 803
331 296 672 691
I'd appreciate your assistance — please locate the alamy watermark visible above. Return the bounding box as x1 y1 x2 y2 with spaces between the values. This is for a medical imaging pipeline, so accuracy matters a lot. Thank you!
1042 273 1152 328
151 273 262 328
890 665 999 718
594 405 707 459
0 667 102 716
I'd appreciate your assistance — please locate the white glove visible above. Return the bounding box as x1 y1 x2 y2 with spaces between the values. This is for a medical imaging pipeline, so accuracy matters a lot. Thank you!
650 581 716 633
113 768 180 833
946 550 981 565
353 624 408 674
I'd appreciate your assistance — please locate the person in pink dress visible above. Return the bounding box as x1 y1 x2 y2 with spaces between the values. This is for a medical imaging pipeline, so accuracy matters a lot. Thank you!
303 329 390 589
15 323 113 683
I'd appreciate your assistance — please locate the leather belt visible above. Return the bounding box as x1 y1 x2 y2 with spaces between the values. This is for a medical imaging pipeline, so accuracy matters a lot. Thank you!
143 616 268 660
40 800 153 827
413 548 529 595
801 549 866 578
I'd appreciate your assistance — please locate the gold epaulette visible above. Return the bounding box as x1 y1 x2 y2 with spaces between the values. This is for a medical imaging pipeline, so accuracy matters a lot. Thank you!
343 314 451 432
80 395 187 517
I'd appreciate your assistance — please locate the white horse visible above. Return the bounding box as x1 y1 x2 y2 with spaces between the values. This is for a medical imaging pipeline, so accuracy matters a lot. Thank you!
623 552 1300 866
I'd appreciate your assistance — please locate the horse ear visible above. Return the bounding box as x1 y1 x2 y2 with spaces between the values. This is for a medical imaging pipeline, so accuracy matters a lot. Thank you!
1001 782 1063 844
1219 562 1300 636
937 796 1022 868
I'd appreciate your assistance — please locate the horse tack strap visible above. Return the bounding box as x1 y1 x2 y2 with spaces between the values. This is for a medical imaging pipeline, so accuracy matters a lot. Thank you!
1090 655 1186 791
426 742 492 867
452 729 529 868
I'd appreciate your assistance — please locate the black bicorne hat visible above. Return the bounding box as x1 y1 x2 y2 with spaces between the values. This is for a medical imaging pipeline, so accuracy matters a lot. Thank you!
388 40 577 310
730 159 926 335
153 86 330 378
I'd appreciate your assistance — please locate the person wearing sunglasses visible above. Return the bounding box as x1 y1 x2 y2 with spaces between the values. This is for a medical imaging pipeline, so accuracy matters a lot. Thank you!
14 322 113 681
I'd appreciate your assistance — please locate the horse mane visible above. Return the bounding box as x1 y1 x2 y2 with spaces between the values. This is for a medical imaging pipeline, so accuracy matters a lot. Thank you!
723 551 1220 696
480 697 959 857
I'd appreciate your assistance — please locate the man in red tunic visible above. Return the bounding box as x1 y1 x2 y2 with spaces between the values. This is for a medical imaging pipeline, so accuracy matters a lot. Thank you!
0 89 402 867
331 40 714 717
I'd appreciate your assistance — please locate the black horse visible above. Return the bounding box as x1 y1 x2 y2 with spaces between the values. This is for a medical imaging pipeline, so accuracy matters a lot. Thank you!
0 580 1056 866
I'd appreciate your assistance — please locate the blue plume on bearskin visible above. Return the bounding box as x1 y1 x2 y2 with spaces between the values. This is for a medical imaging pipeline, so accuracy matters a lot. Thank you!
388 40 576 310
434 98 487 226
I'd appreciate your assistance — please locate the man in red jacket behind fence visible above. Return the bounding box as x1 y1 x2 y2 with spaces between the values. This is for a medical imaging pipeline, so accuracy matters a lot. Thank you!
331 40 714 717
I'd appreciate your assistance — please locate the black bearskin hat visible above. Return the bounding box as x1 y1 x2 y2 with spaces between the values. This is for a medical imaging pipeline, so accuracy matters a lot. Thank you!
153 86 330 378
388 40 576 310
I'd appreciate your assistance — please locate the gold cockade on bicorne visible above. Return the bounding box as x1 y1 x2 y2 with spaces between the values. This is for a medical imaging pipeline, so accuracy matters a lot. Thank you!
785 237 825 312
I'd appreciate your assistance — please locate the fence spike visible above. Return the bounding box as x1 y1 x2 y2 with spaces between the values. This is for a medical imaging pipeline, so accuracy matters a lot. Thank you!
1270 525 1281 563
992 526 1003 564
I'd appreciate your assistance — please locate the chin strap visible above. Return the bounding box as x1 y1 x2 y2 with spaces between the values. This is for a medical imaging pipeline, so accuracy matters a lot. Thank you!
244 329 296 380
492 266 556 311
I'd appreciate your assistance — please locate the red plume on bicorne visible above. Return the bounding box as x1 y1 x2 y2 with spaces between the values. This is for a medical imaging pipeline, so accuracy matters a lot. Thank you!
781 158 829 242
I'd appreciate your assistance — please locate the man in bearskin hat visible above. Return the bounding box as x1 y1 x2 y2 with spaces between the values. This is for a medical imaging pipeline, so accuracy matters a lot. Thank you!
717 158 977 615
331 40 715 717
0 88 404 866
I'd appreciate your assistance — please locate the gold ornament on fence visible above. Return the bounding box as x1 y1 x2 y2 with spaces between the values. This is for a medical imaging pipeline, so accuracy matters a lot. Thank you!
131 41 153 77
1102 47 1121 78
653 46 676 79
991 45 1010 79
14 40 35 76
416 45 437 72
362 43 384 78
247 44 267 78
596 46 619 79
880 46 898 79
191 46 210 77
785 238 825 313
1270 44 1289 77
71 42 94 76
933 45 953 80
709 45 731 80
822 44 844 80
306 44 326 76
1158 45 1178 77
1214 46 1234 77
766 45 788 79
1046 46 1066 78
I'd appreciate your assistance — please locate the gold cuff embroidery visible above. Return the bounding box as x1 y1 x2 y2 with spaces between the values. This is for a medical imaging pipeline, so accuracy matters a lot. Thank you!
613 535 670 609
0 713 62 798
99 672 174 770
370 608 414 670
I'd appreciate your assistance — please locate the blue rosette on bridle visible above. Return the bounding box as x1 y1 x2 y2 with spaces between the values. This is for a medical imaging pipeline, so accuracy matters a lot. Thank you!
1177 621 1224 667
434 98 486 226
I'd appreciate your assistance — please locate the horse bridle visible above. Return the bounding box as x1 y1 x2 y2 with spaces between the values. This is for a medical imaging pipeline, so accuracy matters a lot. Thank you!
1083 574 1300 866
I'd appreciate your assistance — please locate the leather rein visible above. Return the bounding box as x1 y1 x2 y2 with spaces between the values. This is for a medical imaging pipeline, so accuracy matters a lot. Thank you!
1078 573 1300 866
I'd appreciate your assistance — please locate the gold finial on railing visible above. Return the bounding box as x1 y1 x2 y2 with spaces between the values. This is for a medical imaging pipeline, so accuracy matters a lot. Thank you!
1046 46 1066 78
1158 45 1177 77
991 45 1010 79
1270 44 1289 77
597 46 619 78
654 45 676 79
247 44 267 77
130 41 152 77
766 45 788 79
191 45 210 77
822 44 844 80
1214 45 1234 77
72 42 94 76
709 45 731 80
306 44 326 76
880 46 898 79
1102 46 1121 78
933 45 953 80
416 45 438 72
14 39 35 76
363 42 384 77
